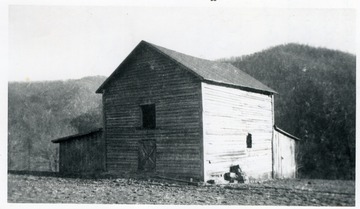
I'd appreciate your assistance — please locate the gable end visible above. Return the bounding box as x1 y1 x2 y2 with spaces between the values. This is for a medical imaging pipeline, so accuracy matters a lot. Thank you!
96 41 204 93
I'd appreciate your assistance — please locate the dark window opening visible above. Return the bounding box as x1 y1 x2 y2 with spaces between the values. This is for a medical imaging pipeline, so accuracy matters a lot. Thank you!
141 104 156 129
246 133 252 148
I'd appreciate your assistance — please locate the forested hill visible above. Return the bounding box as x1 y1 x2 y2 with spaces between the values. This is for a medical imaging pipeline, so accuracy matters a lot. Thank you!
221 44 355 179
8 76 106 171
8 44 355 180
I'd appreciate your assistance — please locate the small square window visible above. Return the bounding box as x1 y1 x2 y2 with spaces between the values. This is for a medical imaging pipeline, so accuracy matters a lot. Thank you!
141 104 156 129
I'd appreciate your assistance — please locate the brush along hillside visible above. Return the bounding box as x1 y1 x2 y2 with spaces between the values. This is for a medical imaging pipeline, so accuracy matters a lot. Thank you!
220 44 355 179
8 76 106 171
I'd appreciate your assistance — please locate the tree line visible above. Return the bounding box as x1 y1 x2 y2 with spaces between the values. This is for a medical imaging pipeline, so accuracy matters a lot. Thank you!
222 44 355 179
8 43 355 179
8 76 105 171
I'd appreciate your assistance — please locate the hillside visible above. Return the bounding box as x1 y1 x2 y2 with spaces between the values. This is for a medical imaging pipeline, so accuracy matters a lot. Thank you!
222 44 355 179
8 76 106 171
8 44 356 180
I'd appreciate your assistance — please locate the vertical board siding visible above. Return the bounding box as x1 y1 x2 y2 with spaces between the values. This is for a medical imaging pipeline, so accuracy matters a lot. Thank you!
103 44 202 179
202 82 273 182
59 131 104 173
273 131 296 178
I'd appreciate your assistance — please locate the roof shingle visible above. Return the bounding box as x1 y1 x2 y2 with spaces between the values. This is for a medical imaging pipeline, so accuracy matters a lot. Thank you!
96 40 276 94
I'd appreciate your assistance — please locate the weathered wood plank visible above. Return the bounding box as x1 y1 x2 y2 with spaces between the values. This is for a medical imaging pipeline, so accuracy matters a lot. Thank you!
202 82 273 182
59 131 104 173
102 43 202 179
273 130 297 178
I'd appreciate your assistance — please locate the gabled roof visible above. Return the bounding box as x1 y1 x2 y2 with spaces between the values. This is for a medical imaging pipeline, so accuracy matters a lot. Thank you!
96 40 276 94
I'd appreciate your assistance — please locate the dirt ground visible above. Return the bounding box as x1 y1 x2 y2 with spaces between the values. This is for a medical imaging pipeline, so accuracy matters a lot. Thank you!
8 174 355 205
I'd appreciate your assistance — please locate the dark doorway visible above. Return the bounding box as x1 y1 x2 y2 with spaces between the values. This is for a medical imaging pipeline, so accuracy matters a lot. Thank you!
138 140 156 171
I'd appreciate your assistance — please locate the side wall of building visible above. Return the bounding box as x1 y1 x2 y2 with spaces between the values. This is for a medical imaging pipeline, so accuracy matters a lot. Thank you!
273 130 296 178
102 44 203 180
201 82 274 182
59 131 104 174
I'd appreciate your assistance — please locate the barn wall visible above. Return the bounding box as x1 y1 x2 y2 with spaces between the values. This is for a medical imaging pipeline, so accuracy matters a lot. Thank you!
103 44 203 180
201 82 273 182
273 130 296 178
59 131 104 174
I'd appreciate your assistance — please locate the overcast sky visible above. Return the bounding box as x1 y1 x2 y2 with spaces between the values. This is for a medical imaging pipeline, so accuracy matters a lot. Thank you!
8 3 356 82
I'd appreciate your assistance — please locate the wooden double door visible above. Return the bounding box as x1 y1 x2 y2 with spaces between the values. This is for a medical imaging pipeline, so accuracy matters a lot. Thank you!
138 140 156 171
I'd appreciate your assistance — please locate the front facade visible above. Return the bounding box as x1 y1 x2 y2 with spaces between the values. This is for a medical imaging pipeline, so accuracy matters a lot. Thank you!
100 42 203 180
53 40 299 182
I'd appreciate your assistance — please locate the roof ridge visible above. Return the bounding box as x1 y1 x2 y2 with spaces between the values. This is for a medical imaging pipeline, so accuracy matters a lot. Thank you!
142 40 214 62
141 40 206 81
142 41 276 94
97 40 277 94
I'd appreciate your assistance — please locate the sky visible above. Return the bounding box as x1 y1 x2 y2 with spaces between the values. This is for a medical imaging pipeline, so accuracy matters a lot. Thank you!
7 2 357 82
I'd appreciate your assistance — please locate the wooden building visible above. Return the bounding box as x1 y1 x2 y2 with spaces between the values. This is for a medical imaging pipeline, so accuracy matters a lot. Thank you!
273 126 300 179
52 128 104 174
52 40 299 182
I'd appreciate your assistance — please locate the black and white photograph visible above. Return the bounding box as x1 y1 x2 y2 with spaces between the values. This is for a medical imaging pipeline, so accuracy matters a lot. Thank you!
4 0 357 207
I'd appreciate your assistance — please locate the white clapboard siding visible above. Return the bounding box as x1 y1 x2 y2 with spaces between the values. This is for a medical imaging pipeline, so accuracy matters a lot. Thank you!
273 130 297 178
202 82 274 182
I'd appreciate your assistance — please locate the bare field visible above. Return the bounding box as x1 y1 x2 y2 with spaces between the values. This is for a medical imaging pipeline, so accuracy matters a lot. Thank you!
8 174 355 205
